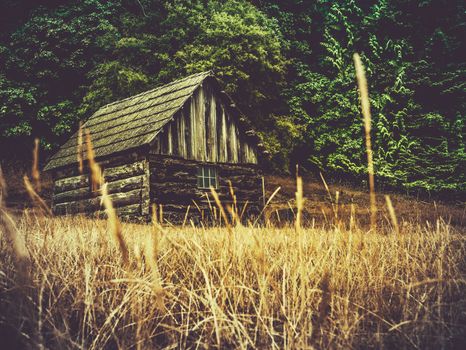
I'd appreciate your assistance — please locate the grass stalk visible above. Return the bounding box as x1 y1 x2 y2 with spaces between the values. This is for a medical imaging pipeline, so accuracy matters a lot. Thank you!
23 175 52 217
295 176 303 232
77 122 83 174
385 195 400 234
353 53 377 232
32 138 41 192
86 130 129 264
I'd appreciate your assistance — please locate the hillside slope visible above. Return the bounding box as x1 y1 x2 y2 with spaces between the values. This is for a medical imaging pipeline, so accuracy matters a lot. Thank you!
264 175 465 229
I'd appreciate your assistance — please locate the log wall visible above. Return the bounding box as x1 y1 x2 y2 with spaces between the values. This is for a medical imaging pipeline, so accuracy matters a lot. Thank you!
152 83 258 164
50 81 262 223
52 159 150 221
148 154 262 223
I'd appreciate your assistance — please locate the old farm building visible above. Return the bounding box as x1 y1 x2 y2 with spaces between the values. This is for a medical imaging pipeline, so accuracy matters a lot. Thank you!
44 71 262 222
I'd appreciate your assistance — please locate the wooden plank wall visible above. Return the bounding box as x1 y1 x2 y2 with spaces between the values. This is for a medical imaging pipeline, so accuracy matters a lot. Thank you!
148 154 262 223
52 160 149 220
153 83 258 164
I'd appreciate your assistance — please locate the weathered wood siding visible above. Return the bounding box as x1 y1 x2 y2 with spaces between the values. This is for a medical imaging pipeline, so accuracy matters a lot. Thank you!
52 159 150 221
148 154 261 223
152 83 258 164
49 80 261 223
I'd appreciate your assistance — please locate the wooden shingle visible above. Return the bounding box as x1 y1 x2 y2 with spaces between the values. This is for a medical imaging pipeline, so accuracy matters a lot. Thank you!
44 71 211 171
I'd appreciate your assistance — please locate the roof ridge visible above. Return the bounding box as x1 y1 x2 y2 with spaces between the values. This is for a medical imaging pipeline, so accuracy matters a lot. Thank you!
98 71 212 110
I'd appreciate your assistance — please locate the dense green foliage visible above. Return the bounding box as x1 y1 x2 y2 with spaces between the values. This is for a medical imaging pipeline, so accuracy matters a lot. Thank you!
258 0 465 194
0 0 464 195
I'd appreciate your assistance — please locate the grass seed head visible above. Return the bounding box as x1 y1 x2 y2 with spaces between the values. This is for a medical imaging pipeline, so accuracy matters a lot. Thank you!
32 138 41 192
385 195 400 234
295 176 303 232
77 122 83 174
353 53 377 232
23 175 52 217
86 130 128 264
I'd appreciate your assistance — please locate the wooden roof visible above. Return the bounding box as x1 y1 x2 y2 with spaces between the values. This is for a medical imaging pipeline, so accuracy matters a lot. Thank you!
44 71 212 171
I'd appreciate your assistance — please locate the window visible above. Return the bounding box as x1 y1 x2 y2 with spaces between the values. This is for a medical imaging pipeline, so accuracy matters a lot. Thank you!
197 166 218 189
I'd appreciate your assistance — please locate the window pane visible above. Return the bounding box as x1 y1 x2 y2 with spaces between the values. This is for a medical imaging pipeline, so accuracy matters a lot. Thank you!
197 166 218 189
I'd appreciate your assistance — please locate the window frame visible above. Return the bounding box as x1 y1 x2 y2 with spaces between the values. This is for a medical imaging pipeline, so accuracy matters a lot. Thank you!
197 165 218 190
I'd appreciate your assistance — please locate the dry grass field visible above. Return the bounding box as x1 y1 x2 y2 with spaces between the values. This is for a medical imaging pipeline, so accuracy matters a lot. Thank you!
1 202 465 349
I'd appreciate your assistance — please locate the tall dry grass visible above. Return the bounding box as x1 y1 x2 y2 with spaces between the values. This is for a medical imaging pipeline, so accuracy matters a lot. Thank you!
353 53 377 232
0 214 465 349
32 138 41 192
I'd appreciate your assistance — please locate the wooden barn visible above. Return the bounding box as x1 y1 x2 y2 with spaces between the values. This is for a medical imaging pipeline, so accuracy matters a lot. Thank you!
44 71 263 223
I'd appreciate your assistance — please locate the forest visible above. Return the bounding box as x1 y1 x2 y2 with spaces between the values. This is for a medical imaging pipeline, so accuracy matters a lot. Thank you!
0 0 464 196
